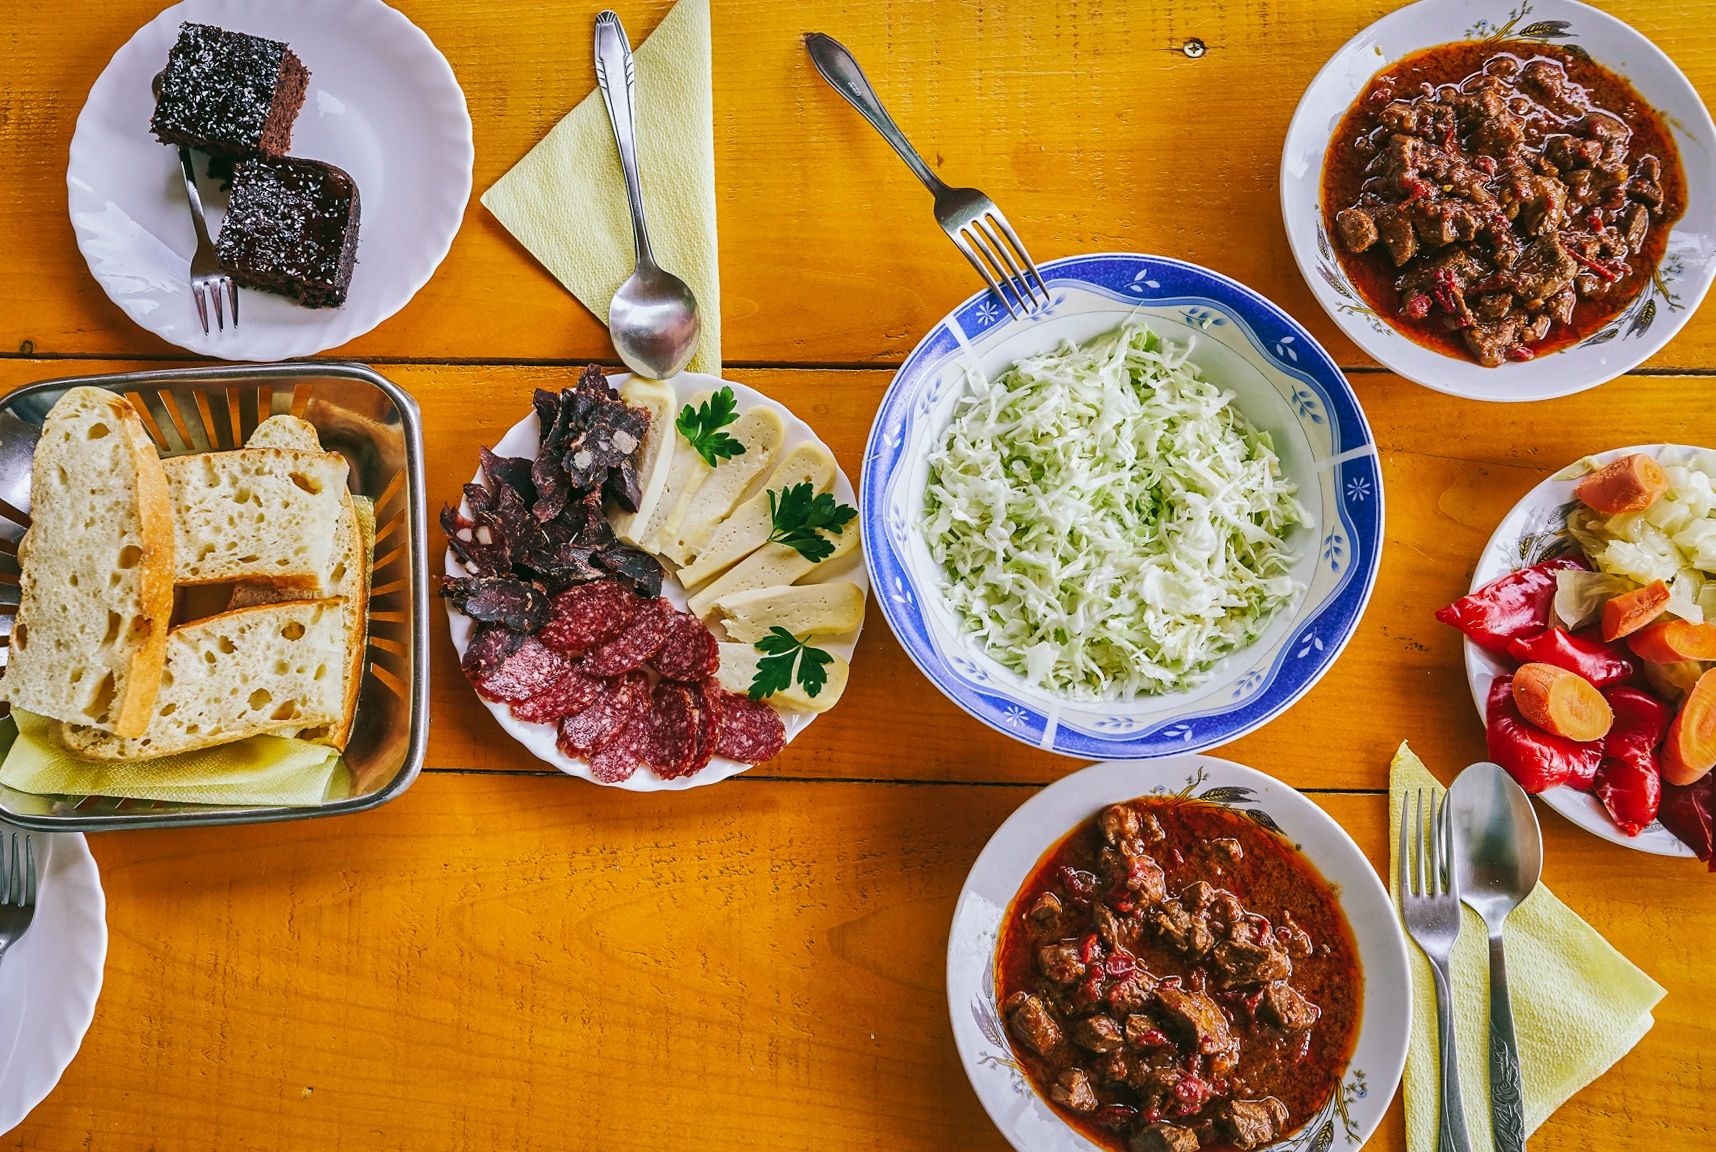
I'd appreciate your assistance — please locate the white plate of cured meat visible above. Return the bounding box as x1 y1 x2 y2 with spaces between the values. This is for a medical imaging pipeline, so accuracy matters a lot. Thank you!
443 370 867 791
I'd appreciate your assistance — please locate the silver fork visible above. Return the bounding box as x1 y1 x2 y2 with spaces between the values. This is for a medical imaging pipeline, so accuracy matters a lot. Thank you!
1399 789 1474 1152
152 73 238 334
0 831 37 967
805 32 1051 319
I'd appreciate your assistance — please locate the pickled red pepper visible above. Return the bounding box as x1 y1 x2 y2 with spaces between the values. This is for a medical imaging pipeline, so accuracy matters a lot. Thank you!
1436 557 1585 652
1505 627 1635 688
1594 687 1668 836
1484 675 1604 794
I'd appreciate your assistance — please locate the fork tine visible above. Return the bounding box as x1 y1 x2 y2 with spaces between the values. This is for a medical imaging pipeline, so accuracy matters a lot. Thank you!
1441 792 1457 897
192 282 210 335
965 224 1030 315
950 229 1022 319
5 833 15 906
226 279 240 329
975 215 1035 313
1412 789 1426 897
0 833 8 907
1397 792 1410 900
23 835 34 908
1431 792 1448 895
209 279 226 331
987 209 1051 309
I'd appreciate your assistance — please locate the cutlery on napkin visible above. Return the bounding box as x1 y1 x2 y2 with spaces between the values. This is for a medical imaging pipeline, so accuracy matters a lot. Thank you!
483 0 720 376
1389 743 1665 1152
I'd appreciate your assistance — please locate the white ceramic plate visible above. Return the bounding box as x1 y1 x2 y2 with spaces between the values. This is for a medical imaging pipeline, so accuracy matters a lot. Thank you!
1282 0 1716 401
1462 443 1698 855
445 372 868 792
0 834 107 1135
66 0 473 360
949 756 1409 1152
863 254 1383 760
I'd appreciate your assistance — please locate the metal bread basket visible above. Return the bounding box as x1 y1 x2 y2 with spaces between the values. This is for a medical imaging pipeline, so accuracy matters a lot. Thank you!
0 362 428 830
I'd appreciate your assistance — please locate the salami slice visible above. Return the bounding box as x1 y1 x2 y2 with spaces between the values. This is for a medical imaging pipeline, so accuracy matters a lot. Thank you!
582 596 673 677
472 636 577 704
509 665 604 724
538 578 638 657
462 623 525 680
649 610 721 682
710 686 787 765
588 725 648 783
556 671 650 758
644 681 705 779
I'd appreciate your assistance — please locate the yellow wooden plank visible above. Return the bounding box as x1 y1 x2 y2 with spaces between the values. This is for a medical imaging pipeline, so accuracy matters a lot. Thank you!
4 1 1715 366
9 773 1709 1150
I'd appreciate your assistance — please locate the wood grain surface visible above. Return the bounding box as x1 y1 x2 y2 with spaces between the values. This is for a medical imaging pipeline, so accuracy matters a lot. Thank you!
2 0 1714 1148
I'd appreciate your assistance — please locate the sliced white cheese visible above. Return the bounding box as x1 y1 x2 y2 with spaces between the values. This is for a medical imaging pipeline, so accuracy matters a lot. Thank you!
677 440 839 590
714 642 849 713
611 378 678 546
634 389 715 552
686 527 861 620
712 582 866 643
655 406 786 566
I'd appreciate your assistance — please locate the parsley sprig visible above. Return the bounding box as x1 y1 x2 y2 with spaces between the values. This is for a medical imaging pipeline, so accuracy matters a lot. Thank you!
675 386 747 468
748 627 834 701
766 483 857 563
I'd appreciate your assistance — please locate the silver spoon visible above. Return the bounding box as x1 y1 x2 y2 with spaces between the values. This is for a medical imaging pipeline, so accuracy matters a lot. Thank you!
1449 761 1542 1152
593 10 701 380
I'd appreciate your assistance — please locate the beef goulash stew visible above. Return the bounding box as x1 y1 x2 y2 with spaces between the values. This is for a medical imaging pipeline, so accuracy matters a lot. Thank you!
1323 41 1686 367
997 797 1361 1152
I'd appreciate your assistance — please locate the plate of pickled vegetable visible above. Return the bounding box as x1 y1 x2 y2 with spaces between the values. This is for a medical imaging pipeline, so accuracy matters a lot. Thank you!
1444 445 1716 864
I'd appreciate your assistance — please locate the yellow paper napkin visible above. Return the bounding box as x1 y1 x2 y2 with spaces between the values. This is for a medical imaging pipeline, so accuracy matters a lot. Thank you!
482 0 721 375
0 710 348 807
1389 743 1664 1152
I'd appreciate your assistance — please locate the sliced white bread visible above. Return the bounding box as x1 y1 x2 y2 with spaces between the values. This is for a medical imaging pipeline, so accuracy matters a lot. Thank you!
711 581 866 644
229 497 370 749
676 441 838 590
245 414 322 451
686 526 861 620
3 387 174 738
166 446 348 590
653 406 785 566
611 379 677 547
713 642 849 713
59 598 348 760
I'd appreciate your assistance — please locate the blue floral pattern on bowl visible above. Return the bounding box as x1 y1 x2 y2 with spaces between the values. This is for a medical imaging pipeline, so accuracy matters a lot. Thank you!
860 253 1384 760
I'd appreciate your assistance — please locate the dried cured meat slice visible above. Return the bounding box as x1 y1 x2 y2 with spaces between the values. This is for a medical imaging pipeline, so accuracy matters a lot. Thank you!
471 636 578 704
645 681 705 779
538 578 638 657
710 687 787 764
593 545 664 598
582 596 672 677
509 665 604 724
650 610 721 682
479 447 535 505
440 575 550 632
556 671 650 758
461 623 525 679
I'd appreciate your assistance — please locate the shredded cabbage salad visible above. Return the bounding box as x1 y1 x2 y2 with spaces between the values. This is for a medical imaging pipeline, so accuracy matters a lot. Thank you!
1561 447 1716 627
921 321 1307 699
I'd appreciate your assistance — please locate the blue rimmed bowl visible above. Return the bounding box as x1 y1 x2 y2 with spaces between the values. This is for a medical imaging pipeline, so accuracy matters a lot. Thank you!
860 253 1383 760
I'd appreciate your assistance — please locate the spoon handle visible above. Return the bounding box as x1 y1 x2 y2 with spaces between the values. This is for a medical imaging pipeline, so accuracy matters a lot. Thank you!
804 33 949 197
594 11 654 267
1487 931 1528 1152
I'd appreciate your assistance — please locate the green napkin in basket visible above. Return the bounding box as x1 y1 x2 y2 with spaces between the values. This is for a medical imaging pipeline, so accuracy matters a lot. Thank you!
482 0 721 375
0 710 347 807
1389 743 1664 1152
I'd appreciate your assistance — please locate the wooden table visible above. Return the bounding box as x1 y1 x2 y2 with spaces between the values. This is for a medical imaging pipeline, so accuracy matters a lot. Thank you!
2 1 1713 1148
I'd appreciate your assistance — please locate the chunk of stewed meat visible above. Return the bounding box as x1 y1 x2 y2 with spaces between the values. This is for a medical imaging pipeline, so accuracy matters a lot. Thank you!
1155 986 1233 1055
1071 1013 1126 1053
1101 803 1143 845
1124 1013 1170 1048
1260 981 1322 1032
1039 942 1087 986
1151 899 1215 958
1028 891 1063 932
1211 938 1293 987
1336 206 1379 254
1050 1068 1100 1113
1004 992 1063 1058
1130 1122 1201 1152
1220 1097 1290 1151
1095 904 1138 952
1106 974 1155 1016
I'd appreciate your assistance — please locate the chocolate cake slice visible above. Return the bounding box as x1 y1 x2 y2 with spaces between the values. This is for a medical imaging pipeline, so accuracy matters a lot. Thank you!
217 156 361 309
150 23 308 159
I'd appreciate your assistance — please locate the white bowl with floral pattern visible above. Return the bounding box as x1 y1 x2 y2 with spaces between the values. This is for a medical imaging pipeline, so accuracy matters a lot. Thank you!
1281 0 1716 401
948 756 1410 1152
